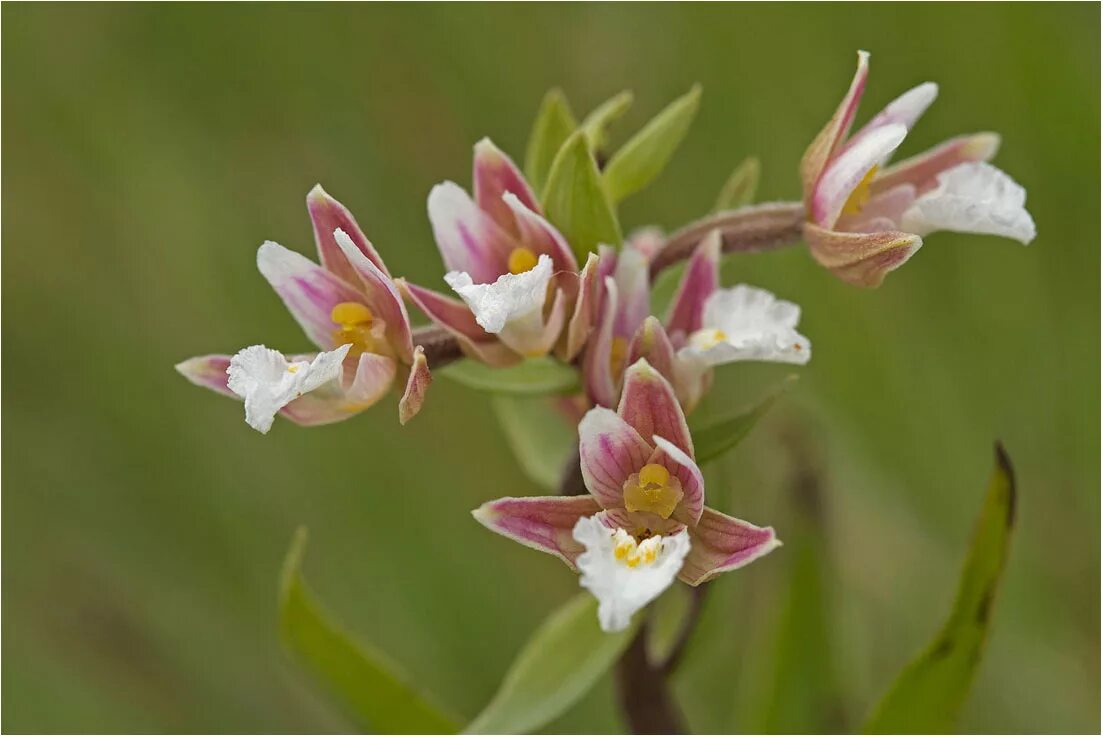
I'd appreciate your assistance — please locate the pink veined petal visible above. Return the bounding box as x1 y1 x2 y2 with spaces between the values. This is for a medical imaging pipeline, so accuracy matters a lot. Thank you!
628 317 676 387
398 279 519 367
618 359 694 458
612 248 650 339
175 354 235 398
473 495 604 569
596 507 687 538
278 353 397 427
502 192 578 273
804 222 922 288
679 506 780 586
307 185 390 282
427 181 517 284
560 252 600 362
256 241 365 351
873 132 1001 196
583 276 619 408
473 138 541 236
811 122 908 229
800 49 870 198
835 184 917 233
664 229 720 344
848 81 938 151
333 229 413 363
578 406 653 510
648 436 704 526
398 345 431 425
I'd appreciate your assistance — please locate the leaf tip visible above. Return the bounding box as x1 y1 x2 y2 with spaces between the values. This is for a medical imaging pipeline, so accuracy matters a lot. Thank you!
280 526 309 604
993 441 1016 527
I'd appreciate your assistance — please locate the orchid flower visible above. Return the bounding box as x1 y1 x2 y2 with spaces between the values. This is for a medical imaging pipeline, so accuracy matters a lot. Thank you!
586 230 811 411
801 50 1036 287
177 186 430 432
474 359 780 631
399 139 595 365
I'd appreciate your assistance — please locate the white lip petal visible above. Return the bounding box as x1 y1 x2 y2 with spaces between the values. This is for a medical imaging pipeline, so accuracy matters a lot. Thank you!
444 253 554 334
681 285 811 367
572 515 691 633
226 344 350 433
900 162 1036 244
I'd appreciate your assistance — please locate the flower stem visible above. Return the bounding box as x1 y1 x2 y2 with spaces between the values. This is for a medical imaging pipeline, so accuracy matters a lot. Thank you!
615 622 688 734
412 324 464 367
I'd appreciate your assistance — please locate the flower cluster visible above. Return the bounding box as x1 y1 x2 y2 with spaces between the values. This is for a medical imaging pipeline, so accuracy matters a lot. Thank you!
177 52 1033 631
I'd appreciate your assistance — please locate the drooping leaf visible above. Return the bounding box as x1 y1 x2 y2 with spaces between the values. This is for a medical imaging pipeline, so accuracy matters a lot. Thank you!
580 90 633 153
441 357 579 395
542 131 623 263
691 376 797 464
278 528 459 734
714 156 761 211
464 593 639 734
603 85 702 203
863 445 1017 734
524 89 577 194
491 395 577 491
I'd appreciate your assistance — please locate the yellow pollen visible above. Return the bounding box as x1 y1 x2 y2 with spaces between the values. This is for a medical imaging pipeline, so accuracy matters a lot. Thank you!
609 336 629 378
623 463 684 519
689 328 727 351
611 529 663 569
286 364 301 374
842 164 879 216
508 247 539 275
330 301 377 355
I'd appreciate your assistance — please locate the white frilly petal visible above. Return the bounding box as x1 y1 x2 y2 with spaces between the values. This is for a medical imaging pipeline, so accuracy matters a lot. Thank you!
572 515 691 633
444 253 554 334
900 162 1036 244
226 344 350 433
680 285 811 367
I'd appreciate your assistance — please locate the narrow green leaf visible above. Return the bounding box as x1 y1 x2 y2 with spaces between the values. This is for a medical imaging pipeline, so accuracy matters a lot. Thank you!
524 89 577 194
580 90 633 153
491 395 576 491
441 357 579 395
279 528 458 734
863 445 1017 734
542 130 623 262
714 156 761 211
691 376 797 464
464 594 639 734
603 84 702 203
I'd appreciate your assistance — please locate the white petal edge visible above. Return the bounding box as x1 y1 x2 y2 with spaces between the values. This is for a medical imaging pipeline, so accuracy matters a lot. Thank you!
900 161 1036 244
444 253 554 334
226 344 350 433
681 285 811 367
572 514 691 633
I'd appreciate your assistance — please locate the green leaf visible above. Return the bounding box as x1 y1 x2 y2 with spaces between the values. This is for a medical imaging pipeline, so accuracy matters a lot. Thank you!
524 89 577 194
278 528 458 734
491 395 576 492
441 357 579 396
603 84 702 203
542 130 623 263
691 376 796 464
464 594 639 734
863 445 1017 734
579 90 633 153
714 156 761 211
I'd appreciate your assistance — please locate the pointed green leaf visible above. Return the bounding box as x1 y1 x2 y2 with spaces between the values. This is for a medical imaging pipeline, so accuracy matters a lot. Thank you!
691 376 796 464
524 89 577 194
714 156 761 211
491 395 576 491
279 528 458 734
863 445 1017 734
603 84 702 203
580 90 633 153
441 357 579 395
464 594 639 734
542 130 623 262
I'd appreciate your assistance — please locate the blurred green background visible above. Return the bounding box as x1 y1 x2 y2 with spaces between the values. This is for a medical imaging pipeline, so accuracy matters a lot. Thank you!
3 3 1098 733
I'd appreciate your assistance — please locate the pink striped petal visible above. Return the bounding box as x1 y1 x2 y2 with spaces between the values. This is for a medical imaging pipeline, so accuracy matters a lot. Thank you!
583 276 619 408
502 192 578 272
561 252 600 362
648 436 704 526
811 122 908 229
398 345 431 425
836 184 916 233
256 241 364 350
306 185 390 282
175 354 234 398
578 406 653 510
333 229 413 363
473 138 541 235
804 222 922 288
398 279 518 367
628 317 676 385
664 229 720 344
679 506 780 586
279 352 396 427
800 49 869 198
428 181 517 284
473 495 603 569
873 133 1001 195
617 359 693 457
